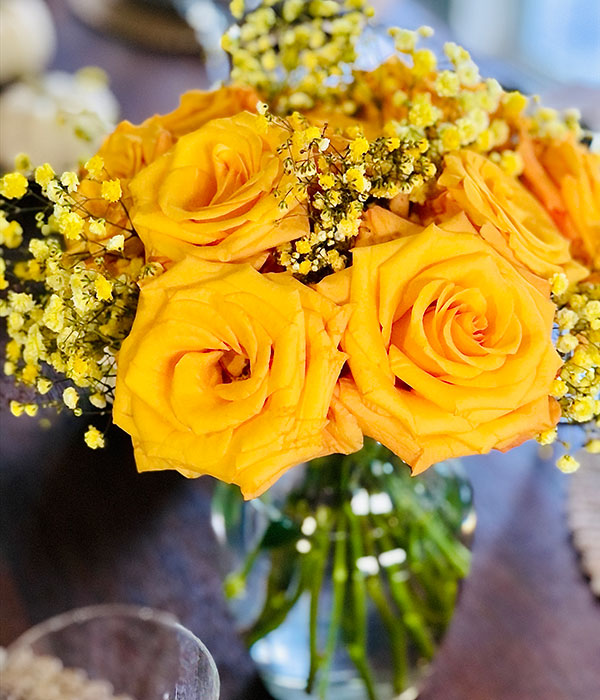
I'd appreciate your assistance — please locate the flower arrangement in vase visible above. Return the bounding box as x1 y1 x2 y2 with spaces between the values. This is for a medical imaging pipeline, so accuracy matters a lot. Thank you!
1 1 598 697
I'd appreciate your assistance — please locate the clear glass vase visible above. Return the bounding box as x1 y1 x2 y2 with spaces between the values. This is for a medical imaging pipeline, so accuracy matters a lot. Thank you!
211 440 475 700
3 604 220 700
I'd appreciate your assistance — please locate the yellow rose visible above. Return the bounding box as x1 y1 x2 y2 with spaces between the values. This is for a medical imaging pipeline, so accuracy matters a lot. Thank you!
519 133 600 271
438 150 588 282
157 85 259 139
74 86 260 246
357 201 422 247
113 258 361 499
94 86 260 182
129 112 308 265
319 216 562 472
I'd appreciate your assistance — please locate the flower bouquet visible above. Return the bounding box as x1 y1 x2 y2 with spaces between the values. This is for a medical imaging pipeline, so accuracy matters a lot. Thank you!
1 1 599 698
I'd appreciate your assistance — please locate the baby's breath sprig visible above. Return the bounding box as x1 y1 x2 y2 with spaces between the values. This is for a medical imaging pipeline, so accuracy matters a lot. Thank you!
1 160 143 448
223 0 373 113
269 112 436 281
1 235 139 415
537 273 600 471
353 25 586 170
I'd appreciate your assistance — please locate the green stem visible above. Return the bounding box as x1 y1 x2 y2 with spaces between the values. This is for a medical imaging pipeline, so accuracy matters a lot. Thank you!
318 515 348 700
361 516 409 694
245 547 304 647
306 509 334 694
370 514 436 659
385 473 471 577
343 503 378 700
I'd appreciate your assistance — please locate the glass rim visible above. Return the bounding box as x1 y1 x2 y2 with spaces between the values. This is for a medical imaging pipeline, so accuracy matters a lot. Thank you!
7 603 220 690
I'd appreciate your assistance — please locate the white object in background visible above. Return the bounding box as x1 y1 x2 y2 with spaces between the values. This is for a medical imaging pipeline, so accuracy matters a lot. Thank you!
449 0 520 59
0 0 57 84
0 69 120 172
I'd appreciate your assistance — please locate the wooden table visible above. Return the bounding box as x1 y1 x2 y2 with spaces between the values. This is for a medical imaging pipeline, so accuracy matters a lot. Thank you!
1 2 599 698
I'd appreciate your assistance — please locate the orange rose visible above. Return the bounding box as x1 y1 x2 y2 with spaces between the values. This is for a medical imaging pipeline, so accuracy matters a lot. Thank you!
319 216 561 472
129 112 308 265
519 133 600 270
438 150 588 282
113 258 361 499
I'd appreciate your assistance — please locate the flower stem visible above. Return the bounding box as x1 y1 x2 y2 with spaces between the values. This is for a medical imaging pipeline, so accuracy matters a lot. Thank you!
370 513 436 659
306 508 333 694
361 516 409 694
318 514 348 699
343 503 378 700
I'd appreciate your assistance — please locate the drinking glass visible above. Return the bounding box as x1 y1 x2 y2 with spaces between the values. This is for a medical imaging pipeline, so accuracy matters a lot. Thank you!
4 604 220 699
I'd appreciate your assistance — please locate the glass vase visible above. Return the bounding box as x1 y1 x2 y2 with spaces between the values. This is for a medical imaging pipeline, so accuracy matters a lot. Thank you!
211 439 475 700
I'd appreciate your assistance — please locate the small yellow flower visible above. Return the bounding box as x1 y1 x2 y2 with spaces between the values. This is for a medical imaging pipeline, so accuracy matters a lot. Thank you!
84 425 105 449
21 363 39 385
456 117 477 145
60 171 80 193
0 172 28 199
24 403 38 417
556 454 580 473
84 155 105 179
412 49 436 77
444 41 470 65
89 392 107 409
502 91 528 119
0 220 23 248
457 61 480 87
14 153 31 172
440 125 461 152
37 377 52 395
63 386 79 410
58 211 84 240
34 163 55 188
498 150 524 177
230 0 245 19
434 70 460 97
345 166 369 193
556 308 578 332
550 273 569 297
550 378 568 398
318 173 335 190
42 294 65 333
585 439 600 454
10 292 35 313
5 339 20 363
408 93 441 128
570 397 596 423
556 333 578 354
535 428 557 446
349 136 369 161
9 400 24 417
100 179 122 202
389 28 416 53
94 274 113 301
105 234 125 252
298 259 312 275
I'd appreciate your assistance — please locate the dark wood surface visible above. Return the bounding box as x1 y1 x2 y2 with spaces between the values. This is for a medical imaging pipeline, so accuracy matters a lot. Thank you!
1 2 599 699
